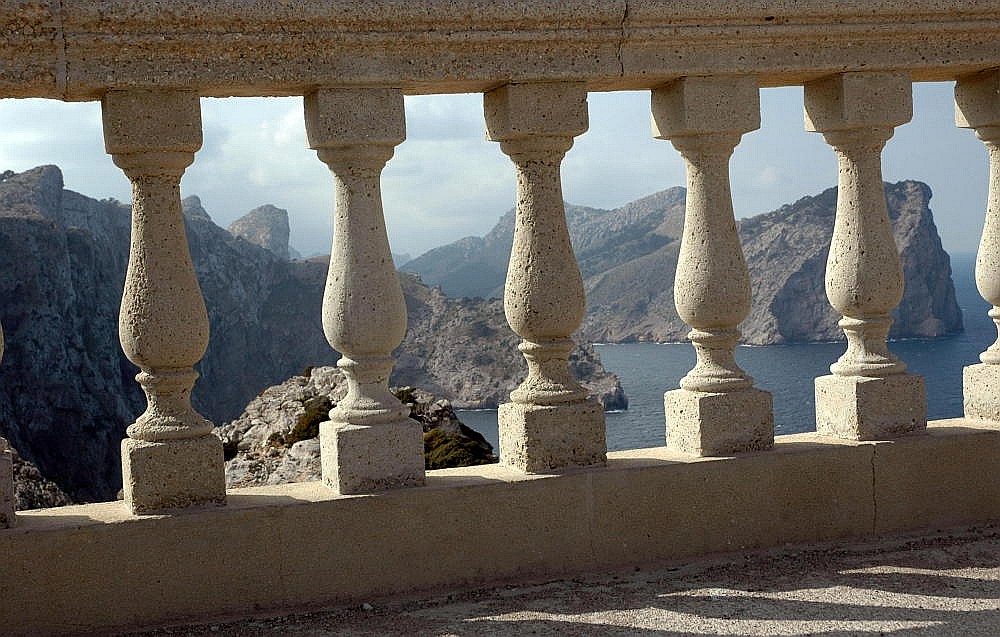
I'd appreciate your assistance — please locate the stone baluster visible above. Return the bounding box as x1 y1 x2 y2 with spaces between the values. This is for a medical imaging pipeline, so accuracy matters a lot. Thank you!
651 76 774 455
956 70 1000 420
304 87 424 494
102 89 226 513
484 82 606 472
0 323 13 527
804 72 926 439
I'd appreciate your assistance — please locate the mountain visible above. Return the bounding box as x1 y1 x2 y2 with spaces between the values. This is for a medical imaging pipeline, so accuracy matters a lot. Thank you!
227 204 292 260
404 182 962 344
402 190 686 299
0 166 624 502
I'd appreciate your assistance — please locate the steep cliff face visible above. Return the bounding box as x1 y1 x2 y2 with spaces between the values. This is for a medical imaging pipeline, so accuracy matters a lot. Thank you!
406 181 962 345
740 181 962 344
0 167 137 503
227 204 292 260
0 166 625 502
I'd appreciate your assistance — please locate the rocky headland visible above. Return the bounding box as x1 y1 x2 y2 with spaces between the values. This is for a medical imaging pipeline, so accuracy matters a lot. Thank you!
228 203 292 261
0 165 623 503
404 181 963 344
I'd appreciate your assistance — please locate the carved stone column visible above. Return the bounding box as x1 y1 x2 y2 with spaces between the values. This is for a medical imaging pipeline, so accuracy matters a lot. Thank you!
652 76 774 455
102 89 226 513
484 82 606 472
0 324 13 527
957 70 1000 420
805 72 926 439
304 87 424 494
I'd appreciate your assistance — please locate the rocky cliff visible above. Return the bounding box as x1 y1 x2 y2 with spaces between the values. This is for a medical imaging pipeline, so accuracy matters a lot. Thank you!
227 204 292 260
405 182 962 344
0 166 624 503
5 438 73 510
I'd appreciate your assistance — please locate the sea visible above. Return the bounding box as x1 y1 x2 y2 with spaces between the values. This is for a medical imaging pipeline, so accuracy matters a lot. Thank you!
458 252 993 454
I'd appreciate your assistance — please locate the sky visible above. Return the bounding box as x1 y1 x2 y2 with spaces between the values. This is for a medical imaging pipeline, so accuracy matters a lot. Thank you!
0 82 990 260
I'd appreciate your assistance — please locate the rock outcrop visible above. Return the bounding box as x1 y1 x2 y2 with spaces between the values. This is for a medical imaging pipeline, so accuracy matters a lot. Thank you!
404 182 962 345
8 439 72 510
0 166 624 502
227 204 292 260
215 366 496 488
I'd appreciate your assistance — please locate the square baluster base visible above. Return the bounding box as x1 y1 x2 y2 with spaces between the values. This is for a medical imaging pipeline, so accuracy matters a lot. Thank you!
665 387 774 456
320 419 425 495
499 399 607 473
815 373 927 440
0 443 14 528
122 436 227 514
963 363 1000 421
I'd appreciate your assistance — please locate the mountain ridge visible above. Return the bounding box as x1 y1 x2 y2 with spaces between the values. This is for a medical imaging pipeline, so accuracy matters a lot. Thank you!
404 180 962 345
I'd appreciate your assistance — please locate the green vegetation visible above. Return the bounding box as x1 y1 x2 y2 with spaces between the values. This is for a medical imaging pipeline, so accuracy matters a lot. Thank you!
269 395 332 448
423 428 496 470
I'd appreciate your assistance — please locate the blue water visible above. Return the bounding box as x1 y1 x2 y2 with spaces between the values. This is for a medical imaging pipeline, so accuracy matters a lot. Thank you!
460 253 993 453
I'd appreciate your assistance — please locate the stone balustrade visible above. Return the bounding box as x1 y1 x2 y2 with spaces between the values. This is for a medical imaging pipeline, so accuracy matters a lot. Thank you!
2 1 1000 633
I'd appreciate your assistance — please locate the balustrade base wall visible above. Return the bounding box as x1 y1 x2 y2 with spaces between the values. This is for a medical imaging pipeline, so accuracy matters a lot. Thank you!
664 387 774 456
815 373 927 440
319 420 425 494
3 420 998 635
963 363 1000 420
121 436 226 514
498 399 607 472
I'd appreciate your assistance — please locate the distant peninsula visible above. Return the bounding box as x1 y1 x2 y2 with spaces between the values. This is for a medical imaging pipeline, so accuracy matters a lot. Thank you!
403 180 962 345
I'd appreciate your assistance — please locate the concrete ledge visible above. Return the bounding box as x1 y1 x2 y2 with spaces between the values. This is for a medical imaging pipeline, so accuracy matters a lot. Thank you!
2 419 999 635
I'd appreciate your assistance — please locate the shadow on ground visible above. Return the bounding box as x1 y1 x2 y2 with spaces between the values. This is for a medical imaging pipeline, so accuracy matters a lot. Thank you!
131 524 1000 636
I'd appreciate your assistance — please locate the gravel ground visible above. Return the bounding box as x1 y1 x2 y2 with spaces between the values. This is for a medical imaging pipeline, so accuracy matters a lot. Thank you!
127 524 1000 636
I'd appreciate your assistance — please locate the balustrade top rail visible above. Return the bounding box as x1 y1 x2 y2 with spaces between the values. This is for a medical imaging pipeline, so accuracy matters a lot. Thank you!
3 1 1000 99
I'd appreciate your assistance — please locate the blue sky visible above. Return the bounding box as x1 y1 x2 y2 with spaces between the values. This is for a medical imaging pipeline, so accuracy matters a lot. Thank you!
0 82 989 259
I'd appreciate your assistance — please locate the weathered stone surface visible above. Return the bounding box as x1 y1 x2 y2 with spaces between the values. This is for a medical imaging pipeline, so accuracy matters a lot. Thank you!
652 75 773 456
815 374 927 440
665 388 774 456
121 436 226 513
227 204 292 260
804 72 927 442
215 366 346 488
485 81 606 473
498 400 606 473
321 419 425 494
104 89 226 512
306 86 423 491
964 363 1000 421
5 2 1000 99
406 181 962 345
956 70 1000 419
